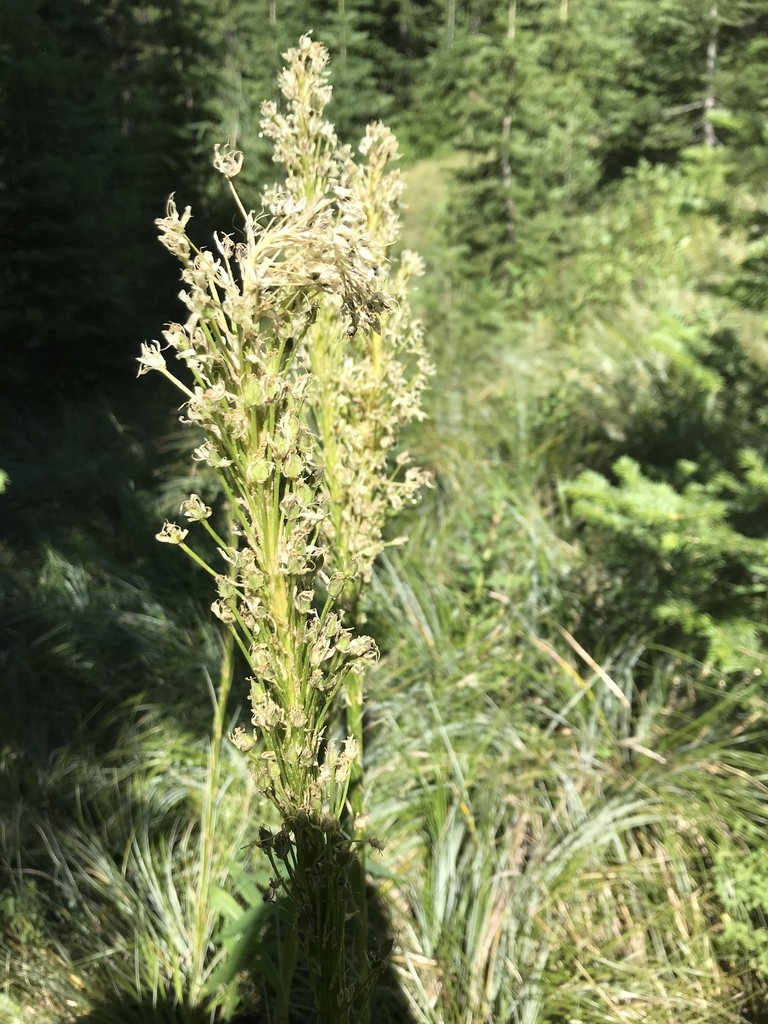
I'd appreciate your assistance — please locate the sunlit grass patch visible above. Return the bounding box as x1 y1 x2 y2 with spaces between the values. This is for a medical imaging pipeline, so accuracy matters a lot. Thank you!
400 152 470 256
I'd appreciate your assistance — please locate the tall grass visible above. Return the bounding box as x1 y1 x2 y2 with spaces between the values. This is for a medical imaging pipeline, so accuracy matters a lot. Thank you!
4 456 768 1023
365 554 767 1024
2 703 239 1014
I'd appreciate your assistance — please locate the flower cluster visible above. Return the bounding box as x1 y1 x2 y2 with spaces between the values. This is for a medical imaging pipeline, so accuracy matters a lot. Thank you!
260 36 434 605
139 178 380 815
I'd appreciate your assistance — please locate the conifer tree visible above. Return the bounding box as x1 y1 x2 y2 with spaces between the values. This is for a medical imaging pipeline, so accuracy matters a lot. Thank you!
0 0 229 390
445 6 600 301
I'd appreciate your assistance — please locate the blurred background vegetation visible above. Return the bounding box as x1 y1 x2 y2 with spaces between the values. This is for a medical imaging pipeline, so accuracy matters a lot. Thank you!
3 1 768 1021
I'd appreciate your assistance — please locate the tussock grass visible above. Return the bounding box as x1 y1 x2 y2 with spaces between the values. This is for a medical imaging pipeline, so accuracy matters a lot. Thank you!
1 701 270 1022
366 570 767 1024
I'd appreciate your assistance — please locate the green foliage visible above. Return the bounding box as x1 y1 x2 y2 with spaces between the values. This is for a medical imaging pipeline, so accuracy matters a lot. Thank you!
1 706 269 1022
0 881 45 948
444 21 601 302
715 845 768 980
565 453 768 670
6 5 768 1023
366 545 768 1024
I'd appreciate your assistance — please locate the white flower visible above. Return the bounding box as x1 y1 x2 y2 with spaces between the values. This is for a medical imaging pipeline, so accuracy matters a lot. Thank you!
155 521 188 545
213 144 244 178
137 341 166 376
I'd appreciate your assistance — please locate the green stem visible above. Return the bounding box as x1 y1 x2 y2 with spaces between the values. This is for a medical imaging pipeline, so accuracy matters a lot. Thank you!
295 829 351 1024
344 669 369 1023
191 594 237 997
179 542 219 578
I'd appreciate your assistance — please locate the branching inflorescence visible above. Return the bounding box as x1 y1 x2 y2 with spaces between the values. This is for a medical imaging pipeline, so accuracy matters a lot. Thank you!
138 34 431 1023
259 34 433 608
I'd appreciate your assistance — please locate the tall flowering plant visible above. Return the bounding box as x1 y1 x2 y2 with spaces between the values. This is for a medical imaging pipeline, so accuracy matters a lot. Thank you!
138 35 431 1024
